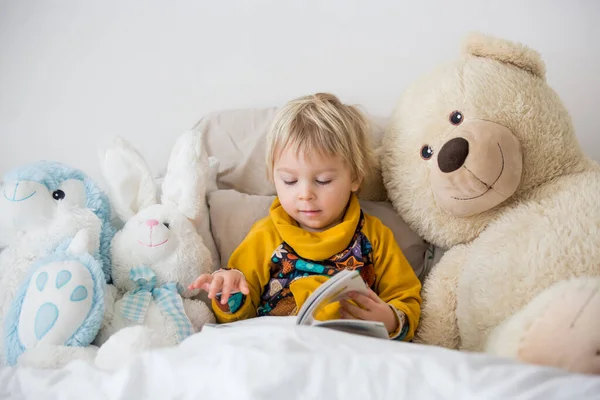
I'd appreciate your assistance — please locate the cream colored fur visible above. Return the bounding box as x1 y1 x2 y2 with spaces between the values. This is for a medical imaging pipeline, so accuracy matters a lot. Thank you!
381 32 600 375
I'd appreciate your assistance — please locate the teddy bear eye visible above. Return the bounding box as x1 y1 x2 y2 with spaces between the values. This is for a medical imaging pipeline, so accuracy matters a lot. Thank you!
449 110 464 126
163 222 170 229
420 145 434 160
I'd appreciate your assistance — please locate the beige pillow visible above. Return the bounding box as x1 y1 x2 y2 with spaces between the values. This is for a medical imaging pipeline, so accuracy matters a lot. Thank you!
192 107 389 201
208 189 429 281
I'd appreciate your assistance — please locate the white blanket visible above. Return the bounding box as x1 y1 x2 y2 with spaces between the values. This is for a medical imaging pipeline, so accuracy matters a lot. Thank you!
2 317 599 399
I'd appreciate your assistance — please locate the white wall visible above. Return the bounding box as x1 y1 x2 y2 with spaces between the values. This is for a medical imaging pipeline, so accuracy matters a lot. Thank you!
1 0 599 184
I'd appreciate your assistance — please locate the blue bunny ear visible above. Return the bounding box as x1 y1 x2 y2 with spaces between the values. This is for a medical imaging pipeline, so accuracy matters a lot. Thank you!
3 161 86 191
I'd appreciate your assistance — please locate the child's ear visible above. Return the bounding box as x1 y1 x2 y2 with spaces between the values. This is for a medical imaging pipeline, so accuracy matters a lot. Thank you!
351 178 362 193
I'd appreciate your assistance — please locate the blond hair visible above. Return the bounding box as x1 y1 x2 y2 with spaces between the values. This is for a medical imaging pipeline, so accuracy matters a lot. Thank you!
266 93 374 184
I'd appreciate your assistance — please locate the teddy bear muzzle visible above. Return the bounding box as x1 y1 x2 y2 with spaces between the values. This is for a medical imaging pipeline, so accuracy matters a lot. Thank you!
430 119 523 217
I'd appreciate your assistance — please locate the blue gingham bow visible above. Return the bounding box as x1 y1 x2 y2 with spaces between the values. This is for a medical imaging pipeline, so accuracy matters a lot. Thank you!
120 266 194 343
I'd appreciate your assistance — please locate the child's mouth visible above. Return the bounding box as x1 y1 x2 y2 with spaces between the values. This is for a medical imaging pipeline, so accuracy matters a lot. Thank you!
299 210 321 216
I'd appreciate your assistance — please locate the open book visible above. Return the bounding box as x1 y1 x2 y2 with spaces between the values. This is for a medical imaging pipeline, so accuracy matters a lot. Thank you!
203 269 390 340
295 269 390 339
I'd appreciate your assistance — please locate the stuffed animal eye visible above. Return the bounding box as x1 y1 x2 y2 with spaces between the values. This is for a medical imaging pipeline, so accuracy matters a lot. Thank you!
449 110 464 126
54 180 86 207
163 222 170 229
420 145 434 160
52 190 66 200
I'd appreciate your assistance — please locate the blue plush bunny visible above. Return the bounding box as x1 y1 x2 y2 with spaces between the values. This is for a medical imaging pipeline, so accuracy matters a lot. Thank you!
0 161 115 368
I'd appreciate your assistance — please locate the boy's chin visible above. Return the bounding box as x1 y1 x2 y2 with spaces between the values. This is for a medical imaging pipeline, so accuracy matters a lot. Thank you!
298 218 337 233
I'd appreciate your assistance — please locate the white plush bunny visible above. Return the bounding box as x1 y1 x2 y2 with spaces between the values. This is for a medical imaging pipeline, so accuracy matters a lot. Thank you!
94 131 216 369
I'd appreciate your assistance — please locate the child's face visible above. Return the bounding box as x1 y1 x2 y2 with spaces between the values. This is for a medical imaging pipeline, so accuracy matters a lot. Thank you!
273 146 360 232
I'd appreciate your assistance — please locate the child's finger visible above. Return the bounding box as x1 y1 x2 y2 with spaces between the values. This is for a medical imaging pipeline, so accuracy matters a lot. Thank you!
239 278 250 295
340 308 357 320
200 283 212 292
221 279 233 304
208 275 224 299
188 274 211 290
347 292 377 311
341 299 370 320
366 288 384 303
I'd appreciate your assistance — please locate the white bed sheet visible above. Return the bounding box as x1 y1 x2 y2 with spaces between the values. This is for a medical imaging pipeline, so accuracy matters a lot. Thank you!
1 317 599 400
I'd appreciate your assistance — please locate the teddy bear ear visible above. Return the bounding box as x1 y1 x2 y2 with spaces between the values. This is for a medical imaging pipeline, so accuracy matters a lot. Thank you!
462 32 546 80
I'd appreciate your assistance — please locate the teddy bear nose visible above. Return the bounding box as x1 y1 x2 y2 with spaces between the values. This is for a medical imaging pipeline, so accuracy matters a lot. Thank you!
438 137 470 173
146 219 159 227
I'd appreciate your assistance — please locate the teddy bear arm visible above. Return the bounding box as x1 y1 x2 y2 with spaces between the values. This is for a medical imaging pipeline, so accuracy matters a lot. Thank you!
414 245 469 349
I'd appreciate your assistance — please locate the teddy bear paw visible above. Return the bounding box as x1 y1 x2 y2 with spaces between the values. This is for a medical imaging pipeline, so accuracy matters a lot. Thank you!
517 277 600 375
5 258 97 365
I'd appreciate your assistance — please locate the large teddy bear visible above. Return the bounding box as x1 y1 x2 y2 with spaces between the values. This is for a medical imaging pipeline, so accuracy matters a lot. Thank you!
381 32 600 374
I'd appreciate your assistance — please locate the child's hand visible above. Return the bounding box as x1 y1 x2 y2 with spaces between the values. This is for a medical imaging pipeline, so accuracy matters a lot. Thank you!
339 289 399 334
188 269 250 305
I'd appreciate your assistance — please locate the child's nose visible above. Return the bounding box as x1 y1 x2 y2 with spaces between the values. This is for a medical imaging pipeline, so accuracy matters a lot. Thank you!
298 183 315 200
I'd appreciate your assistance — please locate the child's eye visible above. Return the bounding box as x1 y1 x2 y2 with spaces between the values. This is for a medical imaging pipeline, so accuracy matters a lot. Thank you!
316 180 331 185
283 180 297 186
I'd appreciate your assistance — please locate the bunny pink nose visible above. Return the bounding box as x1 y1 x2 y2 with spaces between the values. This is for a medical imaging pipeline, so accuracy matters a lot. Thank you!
146 219 159 227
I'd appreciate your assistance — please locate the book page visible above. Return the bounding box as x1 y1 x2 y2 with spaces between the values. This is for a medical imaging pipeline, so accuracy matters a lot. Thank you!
313 319 389 340
296 269 370 325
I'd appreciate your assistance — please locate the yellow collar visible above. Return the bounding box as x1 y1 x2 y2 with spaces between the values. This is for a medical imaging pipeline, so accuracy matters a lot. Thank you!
269 194 360 261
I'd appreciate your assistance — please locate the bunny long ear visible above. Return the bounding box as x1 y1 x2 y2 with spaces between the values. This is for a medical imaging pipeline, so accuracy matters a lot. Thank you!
161 130 209 222
99 137 157 221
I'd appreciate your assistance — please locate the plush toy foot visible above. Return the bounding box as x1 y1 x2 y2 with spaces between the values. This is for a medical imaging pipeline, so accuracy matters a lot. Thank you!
4 247 105 365
487 276 600 375
17 345 98 369
95 326 164 370
182 298 216 331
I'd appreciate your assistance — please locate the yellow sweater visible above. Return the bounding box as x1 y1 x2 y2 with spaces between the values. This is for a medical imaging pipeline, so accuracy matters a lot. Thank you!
212 194 422 341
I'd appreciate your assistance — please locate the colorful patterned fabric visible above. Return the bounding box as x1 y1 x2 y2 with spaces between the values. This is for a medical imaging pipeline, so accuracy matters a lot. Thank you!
257 211 375 317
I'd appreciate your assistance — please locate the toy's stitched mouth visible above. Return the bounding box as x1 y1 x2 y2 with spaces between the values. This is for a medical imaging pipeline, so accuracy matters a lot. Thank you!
3 182 36 202
137 239 168 248
451 143 504 201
